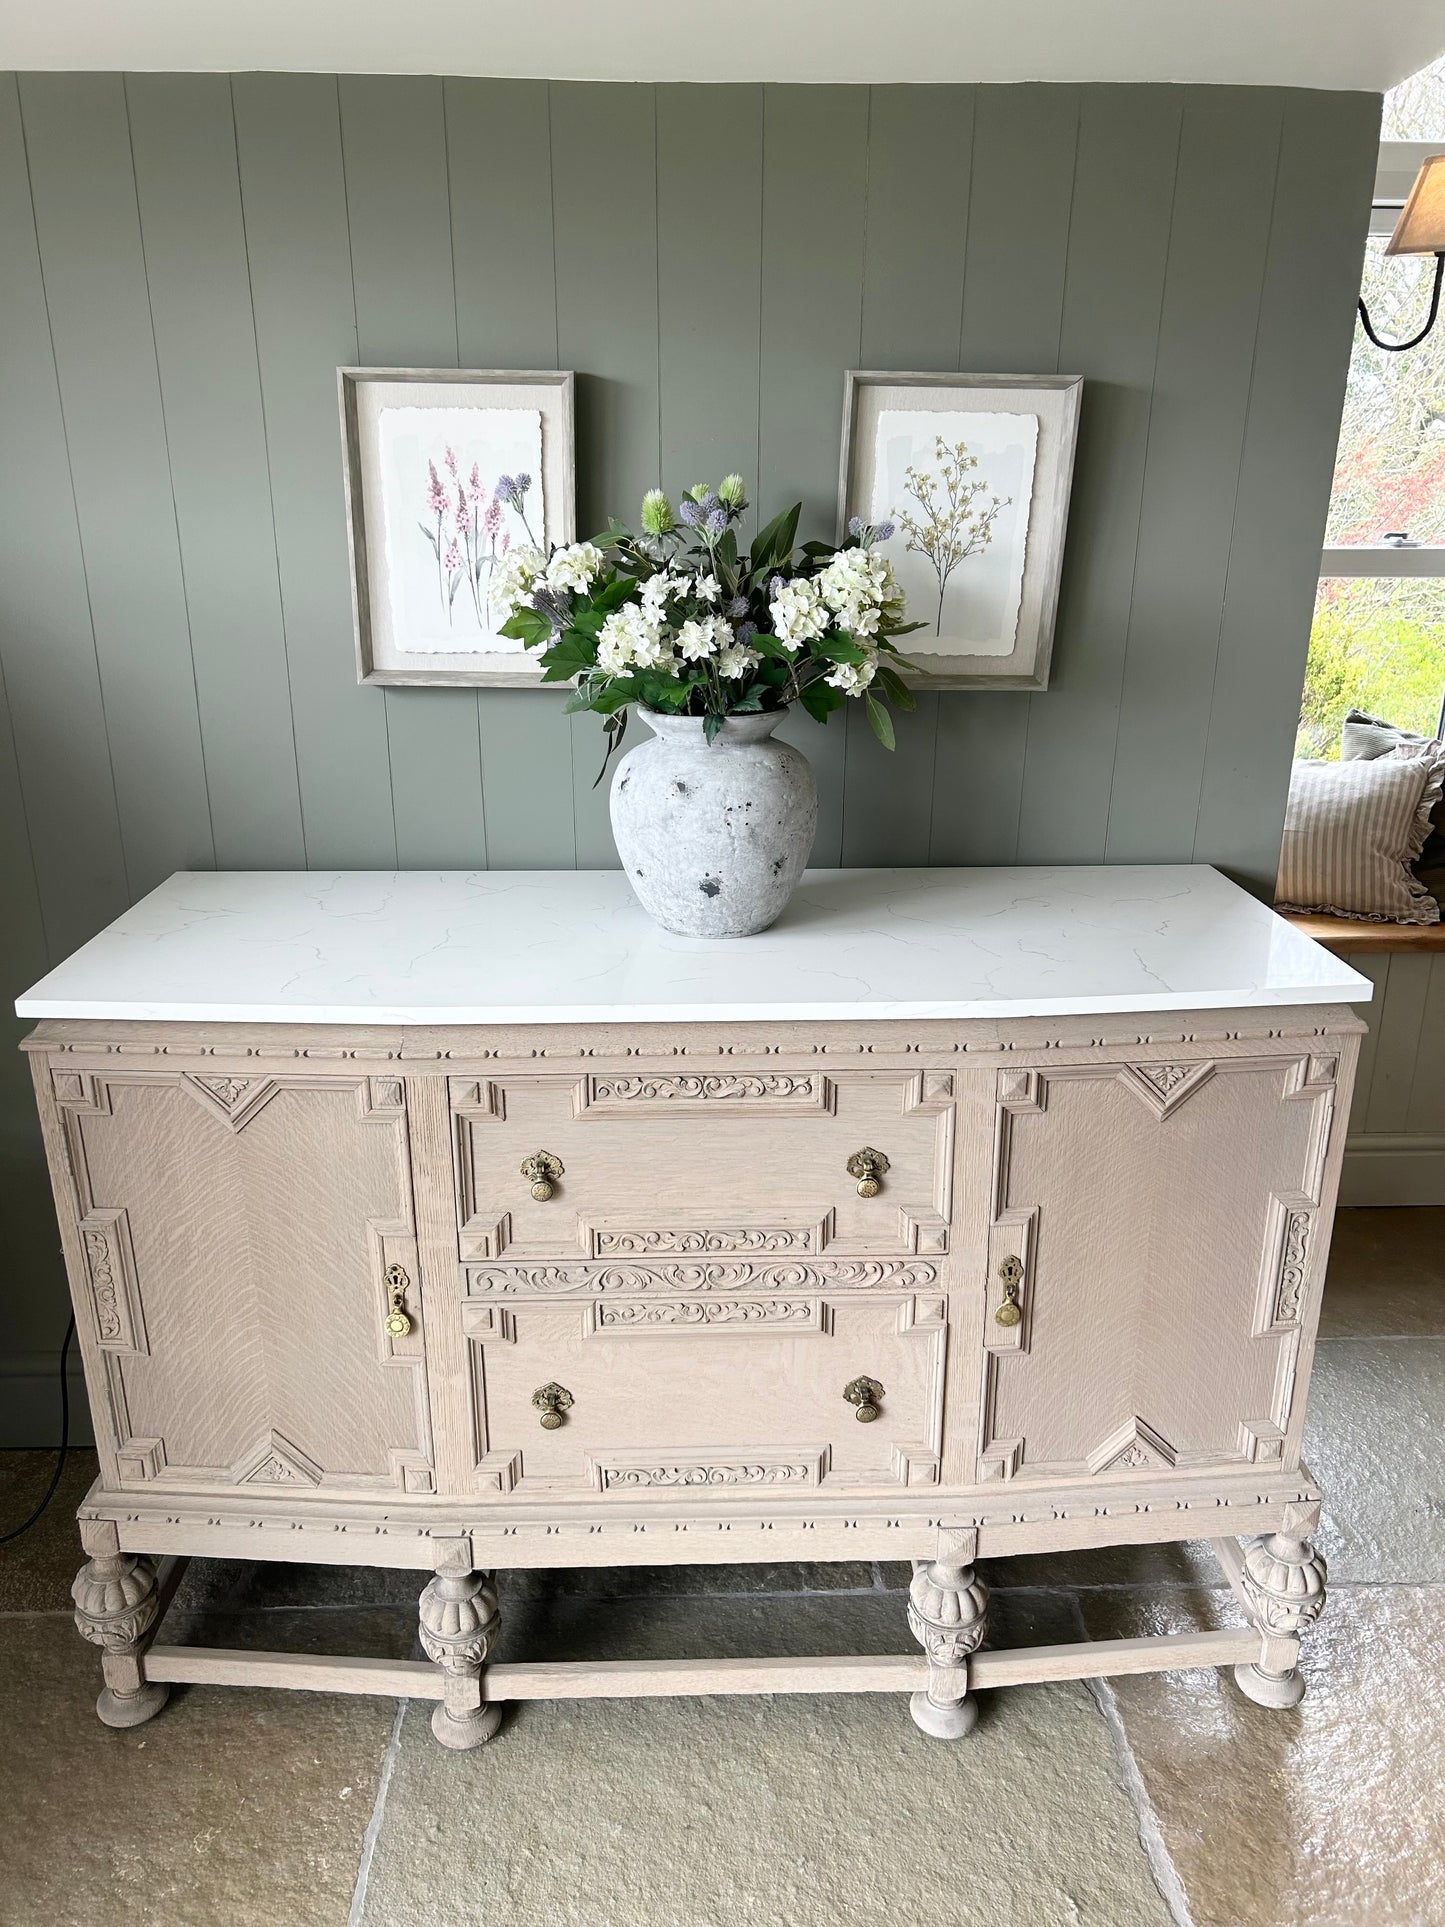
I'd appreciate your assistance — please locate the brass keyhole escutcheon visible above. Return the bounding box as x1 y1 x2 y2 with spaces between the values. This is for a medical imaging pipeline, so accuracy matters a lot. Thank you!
995 1255 1024 1328
532 1382 574 1430
521 1150 564 1203
844 1375 885 1423
383 1262 413 1339
846 1148 890 1199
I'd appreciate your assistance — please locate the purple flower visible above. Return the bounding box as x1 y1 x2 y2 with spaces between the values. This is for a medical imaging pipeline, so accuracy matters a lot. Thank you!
873 518 895 542
495 473 533 511
705 508 726 536
727 595 749 619
847 515 865 538
678 498 704 528
736 619 758 645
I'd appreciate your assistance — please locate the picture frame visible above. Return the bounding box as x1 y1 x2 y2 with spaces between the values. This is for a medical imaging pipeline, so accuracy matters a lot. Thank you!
837 372 1082 690
339 367 575 687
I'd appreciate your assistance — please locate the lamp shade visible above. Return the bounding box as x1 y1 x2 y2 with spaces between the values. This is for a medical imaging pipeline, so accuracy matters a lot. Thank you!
1386 154 1445 256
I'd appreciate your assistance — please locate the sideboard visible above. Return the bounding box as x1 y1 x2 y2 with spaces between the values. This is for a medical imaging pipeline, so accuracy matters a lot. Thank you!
16 866 1370 1747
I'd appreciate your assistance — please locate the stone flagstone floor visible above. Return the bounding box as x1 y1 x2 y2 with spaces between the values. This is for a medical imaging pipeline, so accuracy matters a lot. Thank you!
1 1207 1442 1927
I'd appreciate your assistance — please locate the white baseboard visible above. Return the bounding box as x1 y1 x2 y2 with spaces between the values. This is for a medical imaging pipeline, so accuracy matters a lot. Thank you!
0 1355 93 1449
1340 1134 1445 1207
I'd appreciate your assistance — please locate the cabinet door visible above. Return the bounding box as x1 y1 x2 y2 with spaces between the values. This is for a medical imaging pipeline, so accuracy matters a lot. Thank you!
976 1053 1338 1484
50 1067 433 1496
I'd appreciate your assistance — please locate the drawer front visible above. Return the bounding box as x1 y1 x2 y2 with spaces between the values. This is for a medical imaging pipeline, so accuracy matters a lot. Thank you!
977 1053 1338 1484
462 1289 948 1496
450 1069 954 1261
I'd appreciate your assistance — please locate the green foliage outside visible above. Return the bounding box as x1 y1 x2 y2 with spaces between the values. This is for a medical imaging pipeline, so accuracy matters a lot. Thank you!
1297 578 1445 758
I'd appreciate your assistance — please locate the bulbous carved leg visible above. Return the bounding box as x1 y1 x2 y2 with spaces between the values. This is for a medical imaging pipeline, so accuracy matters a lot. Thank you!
1232 1532 1327 1709
72 1551 170 1729
907 1560 989 1740
419 1568 503 1749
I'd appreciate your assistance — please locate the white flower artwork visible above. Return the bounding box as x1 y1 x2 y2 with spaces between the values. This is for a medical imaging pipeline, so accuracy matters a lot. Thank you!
870 409 1038 654
377 405 545 654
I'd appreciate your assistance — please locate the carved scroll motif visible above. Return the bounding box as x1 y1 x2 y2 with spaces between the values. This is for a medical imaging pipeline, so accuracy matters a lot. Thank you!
466 1258 940 1296
599 1460 818 1490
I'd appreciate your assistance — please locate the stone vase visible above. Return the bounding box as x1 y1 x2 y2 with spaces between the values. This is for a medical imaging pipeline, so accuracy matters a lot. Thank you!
609 708 819 937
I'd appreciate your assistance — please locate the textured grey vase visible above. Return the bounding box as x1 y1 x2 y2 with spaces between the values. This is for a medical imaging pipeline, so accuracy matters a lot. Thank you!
610 708 819 937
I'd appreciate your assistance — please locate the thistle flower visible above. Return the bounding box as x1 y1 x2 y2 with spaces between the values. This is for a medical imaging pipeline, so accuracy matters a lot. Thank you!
495 473 533 510
532 585 572 632
425 461 448 517
688 483 711 503
718 473 747 510
872 519 895 542
640 488 675 537
727 595 749 619
677 498 705 528
848 515 865 538
705 508 726 537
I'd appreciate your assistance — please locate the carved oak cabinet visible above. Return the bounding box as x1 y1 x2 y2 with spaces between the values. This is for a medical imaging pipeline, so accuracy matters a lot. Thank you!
17 867 1369 1744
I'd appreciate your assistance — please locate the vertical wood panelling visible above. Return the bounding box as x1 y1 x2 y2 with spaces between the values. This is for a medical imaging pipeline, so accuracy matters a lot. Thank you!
127 73 306 872
1191 89 1381 891
0 76 129 957
1348 954 1390 1117
20 73 216 893
1104 90 1282 863
339 74 488 870
760 85 870 866
551 82 661 867
932 85 1081 866
3 78 1415 1420
841 84 976 866
1016 87 1184 863
446 78 577 868
232 73 397 868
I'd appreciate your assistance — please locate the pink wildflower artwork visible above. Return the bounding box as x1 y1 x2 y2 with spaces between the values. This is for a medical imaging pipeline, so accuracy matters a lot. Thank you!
444 444 460 480
444 538 462 571
425 461 448 518
467 462 484 506
455 486 472 535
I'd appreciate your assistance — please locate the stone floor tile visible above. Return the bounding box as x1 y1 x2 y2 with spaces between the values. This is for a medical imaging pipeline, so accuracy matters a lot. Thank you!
1305 1338 1445 1581
1079 1583 1445 1927
357 1589 1172 1927
496 1558 879 1601
0 1448 99 1612
1318 1207 1445 1339
1 1609 403 1927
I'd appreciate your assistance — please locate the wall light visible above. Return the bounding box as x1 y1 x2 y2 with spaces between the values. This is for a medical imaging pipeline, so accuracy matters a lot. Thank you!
1358 153 1445 352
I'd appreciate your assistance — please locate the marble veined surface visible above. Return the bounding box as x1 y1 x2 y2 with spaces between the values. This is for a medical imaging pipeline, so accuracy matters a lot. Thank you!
15 866 1371 1025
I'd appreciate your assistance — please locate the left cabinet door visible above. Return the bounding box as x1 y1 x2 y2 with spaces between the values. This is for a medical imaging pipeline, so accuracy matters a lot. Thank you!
45 1066 435 1497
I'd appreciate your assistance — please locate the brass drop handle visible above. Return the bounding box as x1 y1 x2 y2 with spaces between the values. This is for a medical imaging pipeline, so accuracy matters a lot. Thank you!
995 1255 1024 1327
844 1375 885 1423
521 1150 564 1202
383 1262 413 1338
847 1148 890 1198
532 1382 574 1430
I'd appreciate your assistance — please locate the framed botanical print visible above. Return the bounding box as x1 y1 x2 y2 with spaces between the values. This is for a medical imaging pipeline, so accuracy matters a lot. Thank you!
339 367 575 686
837 372 1082 689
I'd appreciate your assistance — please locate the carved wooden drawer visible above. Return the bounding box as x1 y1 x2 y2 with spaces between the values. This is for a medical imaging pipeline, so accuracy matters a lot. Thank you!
977 1052 1339 1485
450 1068 955 1262
460 1288 948 1496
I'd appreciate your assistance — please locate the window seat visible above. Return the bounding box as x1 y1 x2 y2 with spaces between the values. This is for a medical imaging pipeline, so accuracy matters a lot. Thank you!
1282 912 1445 954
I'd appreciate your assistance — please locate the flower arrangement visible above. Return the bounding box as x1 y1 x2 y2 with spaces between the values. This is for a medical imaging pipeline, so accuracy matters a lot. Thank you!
491 474 921 772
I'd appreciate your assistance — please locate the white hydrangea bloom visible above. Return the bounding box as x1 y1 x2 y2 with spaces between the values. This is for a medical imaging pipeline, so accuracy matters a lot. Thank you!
768 576 828 652
824 653 878 696
716 643 761 680
676 619 719 662
597 603 671 675
489 545 546 615
544 542 605 594
817 547 898 638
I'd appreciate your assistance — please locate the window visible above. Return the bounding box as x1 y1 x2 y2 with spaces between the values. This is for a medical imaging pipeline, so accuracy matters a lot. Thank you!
1298 57 1445 758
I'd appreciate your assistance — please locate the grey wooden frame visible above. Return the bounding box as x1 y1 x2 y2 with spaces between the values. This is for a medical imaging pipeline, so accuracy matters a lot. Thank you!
339 367 576 688
837 372 1083 691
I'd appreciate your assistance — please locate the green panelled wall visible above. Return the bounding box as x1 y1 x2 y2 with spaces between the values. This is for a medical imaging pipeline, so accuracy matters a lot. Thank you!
0 75 1380 1436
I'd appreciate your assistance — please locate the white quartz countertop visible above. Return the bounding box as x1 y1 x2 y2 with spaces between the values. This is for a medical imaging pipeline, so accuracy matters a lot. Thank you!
13 866 1371 1027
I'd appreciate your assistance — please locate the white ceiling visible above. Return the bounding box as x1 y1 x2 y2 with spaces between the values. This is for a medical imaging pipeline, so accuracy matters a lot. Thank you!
3 0 1443 91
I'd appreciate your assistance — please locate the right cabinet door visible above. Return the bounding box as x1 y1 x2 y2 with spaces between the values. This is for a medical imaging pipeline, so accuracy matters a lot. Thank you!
976 1052 1339 1485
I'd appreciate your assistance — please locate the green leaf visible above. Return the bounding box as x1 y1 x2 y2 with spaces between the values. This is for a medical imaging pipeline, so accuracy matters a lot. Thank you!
729 686 765 713
749 502 801 573
703 711 724 746
874 666 917 712
865 694 896 751
748 633 795 661
715 528 738 571
798 679 844 726
813 633 867 665
592 707 629 788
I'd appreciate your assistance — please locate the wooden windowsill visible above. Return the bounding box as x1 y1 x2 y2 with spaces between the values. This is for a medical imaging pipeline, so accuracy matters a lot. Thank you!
1282 912 1445 954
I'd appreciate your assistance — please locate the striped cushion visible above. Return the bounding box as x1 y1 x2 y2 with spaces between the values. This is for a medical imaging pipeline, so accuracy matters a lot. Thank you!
1275 745 1445 924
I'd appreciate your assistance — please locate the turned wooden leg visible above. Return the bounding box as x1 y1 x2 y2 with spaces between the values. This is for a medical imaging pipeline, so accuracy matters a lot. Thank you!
72 1550 170 1729
419 1556 502 1750
1232 1532 1327 1709
907 1559 989 1739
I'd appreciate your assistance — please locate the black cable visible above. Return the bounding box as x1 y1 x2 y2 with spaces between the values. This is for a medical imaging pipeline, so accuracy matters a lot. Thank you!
1358 251 1445 353
0 1314 75 1544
